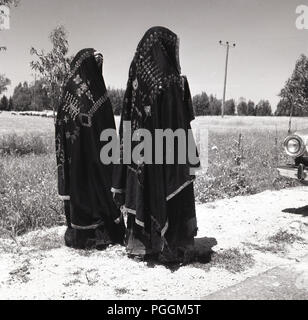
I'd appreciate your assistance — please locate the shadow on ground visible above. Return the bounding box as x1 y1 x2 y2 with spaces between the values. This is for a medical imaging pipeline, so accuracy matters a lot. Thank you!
283 205 308 217
194 237 218 262
143 237 217 272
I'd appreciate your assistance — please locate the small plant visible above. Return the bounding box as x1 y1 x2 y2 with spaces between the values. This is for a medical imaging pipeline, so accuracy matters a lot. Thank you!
115 287 130 295
268 229 304 245
20 230 63 251
210 248 255 273
8 259 31 284
85 269 100 286
245 229 305 255
194 248 255 273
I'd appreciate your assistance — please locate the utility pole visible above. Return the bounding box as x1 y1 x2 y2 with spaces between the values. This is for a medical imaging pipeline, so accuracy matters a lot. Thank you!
219 41 236 118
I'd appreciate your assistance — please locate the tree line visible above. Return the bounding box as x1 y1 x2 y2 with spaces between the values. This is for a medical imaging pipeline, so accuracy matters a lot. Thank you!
1 24 307 117
0 81 272 116
192 94 272 116
0 81 126 114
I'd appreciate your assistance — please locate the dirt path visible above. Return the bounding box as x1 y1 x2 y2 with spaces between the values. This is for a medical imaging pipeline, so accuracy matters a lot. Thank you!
0 187 308 300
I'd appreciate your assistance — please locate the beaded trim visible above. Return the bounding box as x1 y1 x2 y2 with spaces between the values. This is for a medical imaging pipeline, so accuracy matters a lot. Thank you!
150 74 183 103
79 92 109 127
62 92 80 121
65 51 94 85
90 92 109 117
135 30 177 60
131 30 183 103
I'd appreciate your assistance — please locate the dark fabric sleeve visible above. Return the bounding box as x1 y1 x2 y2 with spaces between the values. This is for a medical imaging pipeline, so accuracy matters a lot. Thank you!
55 109 70 199
182 76 200 169
157 80 200 184
182 76 195 123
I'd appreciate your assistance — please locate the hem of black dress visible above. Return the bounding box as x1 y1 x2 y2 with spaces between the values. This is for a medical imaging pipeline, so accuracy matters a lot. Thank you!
124 206 169 237
59 195 70 200
122 206 145 228
71 222 103 230
189 166 203 175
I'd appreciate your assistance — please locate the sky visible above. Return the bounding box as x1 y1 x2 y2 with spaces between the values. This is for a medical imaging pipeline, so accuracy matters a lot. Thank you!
0 0 308 109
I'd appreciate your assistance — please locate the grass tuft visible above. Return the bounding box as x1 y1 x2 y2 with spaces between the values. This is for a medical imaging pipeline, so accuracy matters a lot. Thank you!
194 248 255 273
245 229 305 254
210 248 255 273
20 230 64 251
115 287 130 295
268 229 305 245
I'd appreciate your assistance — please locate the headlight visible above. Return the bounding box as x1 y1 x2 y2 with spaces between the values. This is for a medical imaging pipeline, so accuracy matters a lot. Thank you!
287 139 300 154
284 135 305 157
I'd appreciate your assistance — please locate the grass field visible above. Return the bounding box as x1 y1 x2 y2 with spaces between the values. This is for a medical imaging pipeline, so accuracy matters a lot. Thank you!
0 112 305 237
193 115 308 132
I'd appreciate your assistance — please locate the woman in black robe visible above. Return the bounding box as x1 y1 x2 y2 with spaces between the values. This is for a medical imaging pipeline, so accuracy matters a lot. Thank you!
56 48 125 250
112 27 200 263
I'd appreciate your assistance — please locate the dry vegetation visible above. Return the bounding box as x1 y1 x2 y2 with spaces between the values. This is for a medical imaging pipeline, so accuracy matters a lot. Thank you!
0 113 306 237
194 129 298 203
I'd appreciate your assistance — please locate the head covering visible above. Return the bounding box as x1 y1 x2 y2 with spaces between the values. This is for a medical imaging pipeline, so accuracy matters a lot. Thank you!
112 27 199 254
56 48 122 234
60 48 109 128
126 26 183 114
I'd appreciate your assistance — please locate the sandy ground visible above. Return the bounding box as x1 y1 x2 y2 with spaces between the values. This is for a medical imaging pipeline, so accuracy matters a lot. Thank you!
0 186 308 300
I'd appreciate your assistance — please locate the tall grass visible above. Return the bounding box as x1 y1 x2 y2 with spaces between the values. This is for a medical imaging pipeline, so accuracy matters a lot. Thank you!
0 133 53 156
0 154 63 237
0 116 301 237
194 129 299 203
